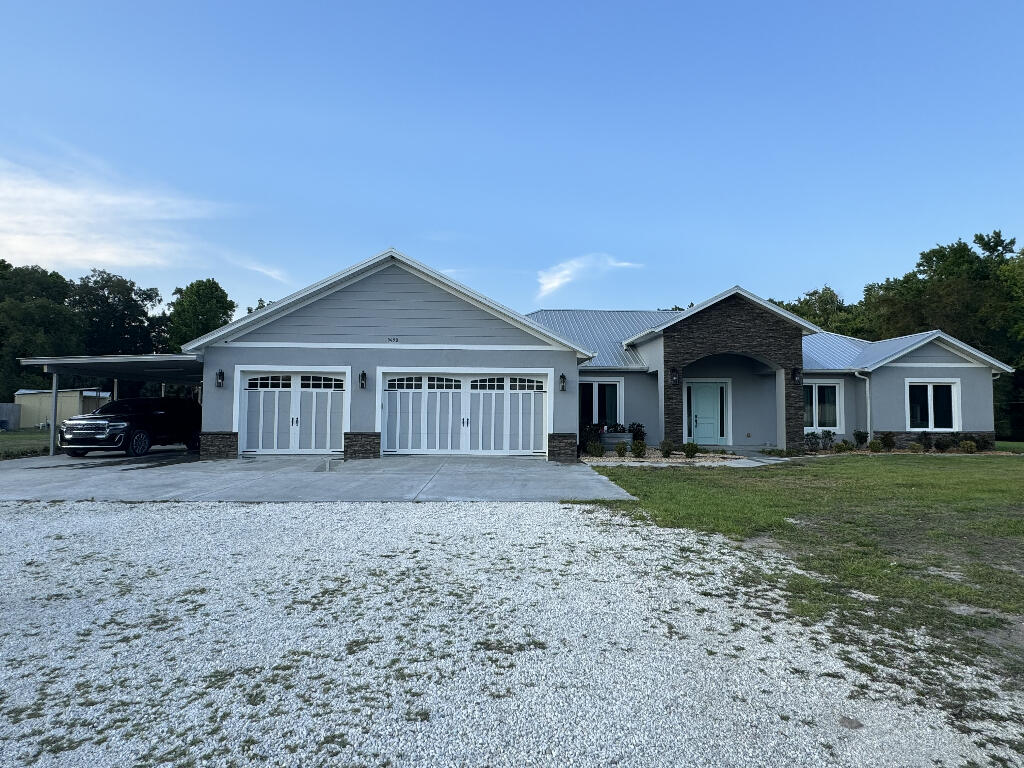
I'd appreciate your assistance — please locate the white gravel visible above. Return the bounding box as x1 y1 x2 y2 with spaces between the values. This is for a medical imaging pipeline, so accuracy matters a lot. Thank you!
0 500 1013 766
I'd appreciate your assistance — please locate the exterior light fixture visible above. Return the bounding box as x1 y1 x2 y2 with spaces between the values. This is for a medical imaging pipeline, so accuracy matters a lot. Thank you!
790 367 802 385
559 373 567 391
359 370 367 389
670 367 680 386
215 369 225 387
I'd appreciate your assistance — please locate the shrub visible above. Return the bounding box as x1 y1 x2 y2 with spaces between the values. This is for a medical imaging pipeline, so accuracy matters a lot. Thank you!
917 431 933 451
908 442 923 453
958 440 977 454
628 422 646 443
853 430 869 448
615 441 628 458
580 423 602 448
659 440 674 458
760 448 786 457
631 440 647 458
879 431 896 452
933 436 951 453
609 423 627 434
681 442 700 458
586 441 605 457
949 432 963 446
834 440 854 453
868 440 883 453
804 431 821 452
973 433 993 451
820 430 835 450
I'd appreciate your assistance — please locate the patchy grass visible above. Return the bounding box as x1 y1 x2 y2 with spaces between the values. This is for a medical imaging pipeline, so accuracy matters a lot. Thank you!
996 441 1024 454
594 456 1024 749
0 429 51 460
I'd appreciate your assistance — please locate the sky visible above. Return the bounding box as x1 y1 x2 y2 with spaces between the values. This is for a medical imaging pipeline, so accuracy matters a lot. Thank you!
1 1 1022 317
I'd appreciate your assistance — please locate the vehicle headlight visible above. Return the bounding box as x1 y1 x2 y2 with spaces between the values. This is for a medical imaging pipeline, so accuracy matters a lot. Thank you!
106 421 129 431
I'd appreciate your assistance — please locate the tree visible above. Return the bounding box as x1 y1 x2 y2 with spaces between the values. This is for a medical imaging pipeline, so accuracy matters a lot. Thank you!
166 278 237 352
247 298 271 314
771 285 867 336
68 270 162 355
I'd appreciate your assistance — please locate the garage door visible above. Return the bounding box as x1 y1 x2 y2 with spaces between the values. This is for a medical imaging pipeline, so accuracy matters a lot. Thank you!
382 374 546 455
241 373 346 454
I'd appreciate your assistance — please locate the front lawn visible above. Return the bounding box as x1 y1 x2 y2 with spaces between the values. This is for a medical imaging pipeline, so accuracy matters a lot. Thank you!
0 429 50 460
997 440 1024 453
595 455 1024 754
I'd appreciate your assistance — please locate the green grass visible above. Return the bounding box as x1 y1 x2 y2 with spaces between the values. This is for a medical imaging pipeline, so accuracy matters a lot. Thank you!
997 441 1024 454
0 429 51 460
594 456 1024 749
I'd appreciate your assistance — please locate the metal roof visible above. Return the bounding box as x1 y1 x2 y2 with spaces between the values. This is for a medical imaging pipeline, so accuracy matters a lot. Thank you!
19 354 205 384
527 309 682 368
802 330 1013 372
801 332 870 370
15 389 111 397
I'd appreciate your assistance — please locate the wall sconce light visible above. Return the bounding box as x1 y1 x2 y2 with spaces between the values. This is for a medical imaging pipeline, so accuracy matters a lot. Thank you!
790 367 802 385
559 373 567 392
215 369 225 388
670 367 679 386
359 370 367 389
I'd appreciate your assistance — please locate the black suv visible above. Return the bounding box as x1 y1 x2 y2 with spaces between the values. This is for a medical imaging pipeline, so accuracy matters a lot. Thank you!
59 397 202 457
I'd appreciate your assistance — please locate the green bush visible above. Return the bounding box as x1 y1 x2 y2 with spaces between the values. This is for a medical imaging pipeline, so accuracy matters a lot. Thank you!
631 440 647 458
628 422 646 443
760 448 786 457
834 440 854 453
908 442 923 453
580 424 602 448
880 432 896 452
868 440 883 453
852 430 869 448
973 433 993 451
682 442 700 458
615 441 628 458
609 423 627 433
933 436 951 453
585 441 605 457
958 440 977 454
804 431 821 451
659 440 674 458
820 430 835 450
917 431 933 451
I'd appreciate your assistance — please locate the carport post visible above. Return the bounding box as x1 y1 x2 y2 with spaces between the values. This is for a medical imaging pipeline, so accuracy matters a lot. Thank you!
49 372 58 456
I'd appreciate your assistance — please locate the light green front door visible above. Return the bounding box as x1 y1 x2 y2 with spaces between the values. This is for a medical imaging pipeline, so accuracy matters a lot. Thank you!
691 382 725 445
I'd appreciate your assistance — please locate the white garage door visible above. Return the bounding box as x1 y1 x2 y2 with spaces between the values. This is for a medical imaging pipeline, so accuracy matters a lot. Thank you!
241 373 346 454
382 374 546 455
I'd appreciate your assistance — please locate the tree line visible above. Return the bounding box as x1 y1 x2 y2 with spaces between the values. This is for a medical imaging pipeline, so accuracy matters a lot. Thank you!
770 230 1024 439
0 260 238 402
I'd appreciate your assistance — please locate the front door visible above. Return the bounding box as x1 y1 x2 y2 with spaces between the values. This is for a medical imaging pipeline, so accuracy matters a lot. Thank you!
690 382 726 445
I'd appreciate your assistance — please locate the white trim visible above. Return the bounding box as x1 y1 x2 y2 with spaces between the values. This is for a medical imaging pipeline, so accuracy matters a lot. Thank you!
801 378 845 434
682 378 733 445
623 285 823 346
182 249 593 358
869 331 1013 373
885 362 985 368
904 378 962 432
579 376 626 427
218 342 563 351
232 366 352 453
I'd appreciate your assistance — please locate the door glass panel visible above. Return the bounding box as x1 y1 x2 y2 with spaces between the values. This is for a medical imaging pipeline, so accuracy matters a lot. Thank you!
686 386 692 438
908 385 929 428
816 385 837 429
719 386 725 438
803 385 814 428
597 383 617 426
932 385 953 429
579 383 594 426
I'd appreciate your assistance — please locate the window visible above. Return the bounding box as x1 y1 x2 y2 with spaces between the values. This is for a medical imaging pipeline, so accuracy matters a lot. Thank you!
578 379 622 427
906 380 959 431
470 377 505 390
386 376 423 390
427 376 461 390
300 375 344 390
247 375 292 389
802 381 842 432
509 377 544 391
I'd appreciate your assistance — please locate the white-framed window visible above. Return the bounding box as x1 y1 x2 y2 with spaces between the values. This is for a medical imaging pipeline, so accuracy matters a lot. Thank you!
386 376 423 390
470 377 505 390
579 377 625 427
427 376 461 390
246 374 292 389
905 379 960 431
509 377 544 391
300 374 344 390
803 379 844 433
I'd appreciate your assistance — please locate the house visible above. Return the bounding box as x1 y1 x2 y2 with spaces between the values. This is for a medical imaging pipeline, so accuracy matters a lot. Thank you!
13 389 110 429
22 249 1014 459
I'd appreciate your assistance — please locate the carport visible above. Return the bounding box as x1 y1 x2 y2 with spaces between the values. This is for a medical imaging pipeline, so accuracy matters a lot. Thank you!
19 354 203 455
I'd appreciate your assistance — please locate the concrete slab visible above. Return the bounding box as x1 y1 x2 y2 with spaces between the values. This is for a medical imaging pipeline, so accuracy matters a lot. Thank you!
0 451 633 502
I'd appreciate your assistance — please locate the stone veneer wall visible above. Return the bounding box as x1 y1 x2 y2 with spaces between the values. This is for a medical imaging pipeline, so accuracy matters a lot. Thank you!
344 432 381 459
200 431 238 459
547 433 578 463
662 294 805 450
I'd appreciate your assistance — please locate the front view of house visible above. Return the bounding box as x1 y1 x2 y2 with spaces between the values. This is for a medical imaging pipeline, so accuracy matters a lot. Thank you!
176 250 1012 459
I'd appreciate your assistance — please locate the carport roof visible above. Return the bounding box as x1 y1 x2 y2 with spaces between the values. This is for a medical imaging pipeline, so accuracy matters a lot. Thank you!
19 354 204 384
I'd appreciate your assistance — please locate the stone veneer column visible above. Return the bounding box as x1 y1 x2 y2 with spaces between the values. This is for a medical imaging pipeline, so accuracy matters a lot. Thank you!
546 433 578 463
200 431 238 459
344 432 381 459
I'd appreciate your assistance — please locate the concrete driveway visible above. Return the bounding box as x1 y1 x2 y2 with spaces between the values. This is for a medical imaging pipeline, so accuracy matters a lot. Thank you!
0 450 632 502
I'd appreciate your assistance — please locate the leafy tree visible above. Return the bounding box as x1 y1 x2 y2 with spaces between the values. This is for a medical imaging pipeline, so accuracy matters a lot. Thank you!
771 285 868 336
166 278 237 352
68 270 162 356
247 298 271 314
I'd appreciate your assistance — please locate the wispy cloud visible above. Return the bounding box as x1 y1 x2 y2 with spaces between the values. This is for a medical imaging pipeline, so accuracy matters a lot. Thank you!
223 254 289 284
536 253 643 299
0 155 223 271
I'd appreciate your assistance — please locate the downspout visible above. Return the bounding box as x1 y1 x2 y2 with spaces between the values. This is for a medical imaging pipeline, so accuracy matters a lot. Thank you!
854 370 871 440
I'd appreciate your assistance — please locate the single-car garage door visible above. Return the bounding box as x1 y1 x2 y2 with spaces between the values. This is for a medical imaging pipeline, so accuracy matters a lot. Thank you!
241 372 346 454
382 374 546 455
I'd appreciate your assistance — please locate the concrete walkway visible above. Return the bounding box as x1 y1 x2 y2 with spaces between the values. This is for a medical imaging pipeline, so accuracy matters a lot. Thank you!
0 450 633 502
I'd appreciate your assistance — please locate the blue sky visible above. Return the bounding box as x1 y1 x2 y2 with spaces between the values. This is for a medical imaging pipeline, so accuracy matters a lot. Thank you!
2 1 1022 316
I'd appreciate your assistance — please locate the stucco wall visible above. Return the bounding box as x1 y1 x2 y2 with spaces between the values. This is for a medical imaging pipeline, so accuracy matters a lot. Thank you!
802 374 865 440
684 354 777 446
869 365 995 433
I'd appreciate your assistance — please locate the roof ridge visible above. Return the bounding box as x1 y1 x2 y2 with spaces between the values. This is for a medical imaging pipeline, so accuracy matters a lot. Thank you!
813 330 870 343
527 308 680 314
864 329 937 345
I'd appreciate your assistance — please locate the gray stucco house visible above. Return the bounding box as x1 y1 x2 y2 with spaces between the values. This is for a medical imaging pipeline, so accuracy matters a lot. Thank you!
177 249 1013 459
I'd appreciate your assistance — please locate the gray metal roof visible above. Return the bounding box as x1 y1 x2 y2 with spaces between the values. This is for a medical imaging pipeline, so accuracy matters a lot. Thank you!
527 309 682 368
801 332 870 370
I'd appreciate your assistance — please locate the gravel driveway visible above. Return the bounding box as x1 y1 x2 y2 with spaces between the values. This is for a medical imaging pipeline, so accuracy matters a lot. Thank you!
0 500 1007 767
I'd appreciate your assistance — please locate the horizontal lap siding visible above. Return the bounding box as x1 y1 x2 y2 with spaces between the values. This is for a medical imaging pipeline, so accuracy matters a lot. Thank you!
896 341 974 366
236 265 546 345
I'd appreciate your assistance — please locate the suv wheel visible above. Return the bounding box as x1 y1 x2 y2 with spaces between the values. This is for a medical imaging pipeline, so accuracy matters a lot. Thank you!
126 430 151 457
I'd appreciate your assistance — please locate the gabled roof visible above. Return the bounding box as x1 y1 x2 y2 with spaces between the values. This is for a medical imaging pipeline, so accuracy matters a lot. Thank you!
527 309 682 368
802 330 1014 373
622 286 823 346
182 249 593 358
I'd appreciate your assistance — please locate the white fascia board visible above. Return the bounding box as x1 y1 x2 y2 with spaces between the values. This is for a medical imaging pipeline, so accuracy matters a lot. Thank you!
20 354 202 366
620 285 823 347
867 331 1014 373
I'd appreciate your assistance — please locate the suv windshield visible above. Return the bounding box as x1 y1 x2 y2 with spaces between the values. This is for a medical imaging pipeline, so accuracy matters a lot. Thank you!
93 400 142 415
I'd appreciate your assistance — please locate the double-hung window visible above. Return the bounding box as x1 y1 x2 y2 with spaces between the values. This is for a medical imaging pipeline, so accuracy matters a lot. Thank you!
906 379 959 431
803 380 842 433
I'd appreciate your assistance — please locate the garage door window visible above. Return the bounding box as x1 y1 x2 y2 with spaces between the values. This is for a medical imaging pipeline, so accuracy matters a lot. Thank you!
387 376 423 390
301 375 344 390
428 376 461 389
471 377 505 390
247 375 292 389
510 377 544 390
